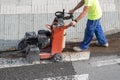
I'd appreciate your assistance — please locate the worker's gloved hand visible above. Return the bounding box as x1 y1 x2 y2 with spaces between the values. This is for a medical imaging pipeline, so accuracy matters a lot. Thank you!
63 20 77 29
45 24 51 30
69 9 75 14
70 20 77 26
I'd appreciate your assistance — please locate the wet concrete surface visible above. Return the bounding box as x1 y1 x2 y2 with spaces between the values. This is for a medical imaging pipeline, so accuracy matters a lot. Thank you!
0 32 120 58
64 32 120 54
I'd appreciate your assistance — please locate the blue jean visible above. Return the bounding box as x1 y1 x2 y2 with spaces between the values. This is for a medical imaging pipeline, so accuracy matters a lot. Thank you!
79 19 107 50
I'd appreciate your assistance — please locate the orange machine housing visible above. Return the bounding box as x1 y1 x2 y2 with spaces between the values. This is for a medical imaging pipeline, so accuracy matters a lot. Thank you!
51 27 65 55
39 26 65 59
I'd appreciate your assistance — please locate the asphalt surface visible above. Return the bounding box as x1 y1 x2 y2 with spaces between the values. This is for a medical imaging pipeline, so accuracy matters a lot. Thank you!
0 62 76 80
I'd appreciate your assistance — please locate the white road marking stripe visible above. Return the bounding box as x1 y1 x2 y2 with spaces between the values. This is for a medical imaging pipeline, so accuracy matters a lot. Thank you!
0 58 33 69
35 74 89 80
91 58 120 67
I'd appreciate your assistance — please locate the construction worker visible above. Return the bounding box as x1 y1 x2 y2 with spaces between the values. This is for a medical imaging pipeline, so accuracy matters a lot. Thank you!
68 0 109 51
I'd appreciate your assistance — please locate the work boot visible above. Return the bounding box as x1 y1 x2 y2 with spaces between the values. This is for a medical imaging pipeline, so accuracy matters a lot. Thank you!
73 46 83 52
95 42 109 47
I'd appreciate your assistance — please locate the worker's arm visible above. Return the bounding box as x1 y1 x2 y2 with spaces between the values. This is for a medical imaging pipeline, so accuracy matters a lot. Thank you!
53 6 89 29
69 0 84 13
75 6 89 22
69 6 89 26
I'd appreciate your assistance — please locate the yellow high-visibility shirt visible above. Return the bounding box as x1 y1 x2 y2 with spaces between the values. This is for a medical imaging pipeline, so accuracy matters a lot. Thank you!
84 0 102 20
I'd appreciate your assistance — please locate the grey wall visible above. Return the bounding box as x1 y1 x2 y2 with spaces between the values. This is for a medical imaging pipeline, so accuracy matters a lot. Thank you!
0 0 120 50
